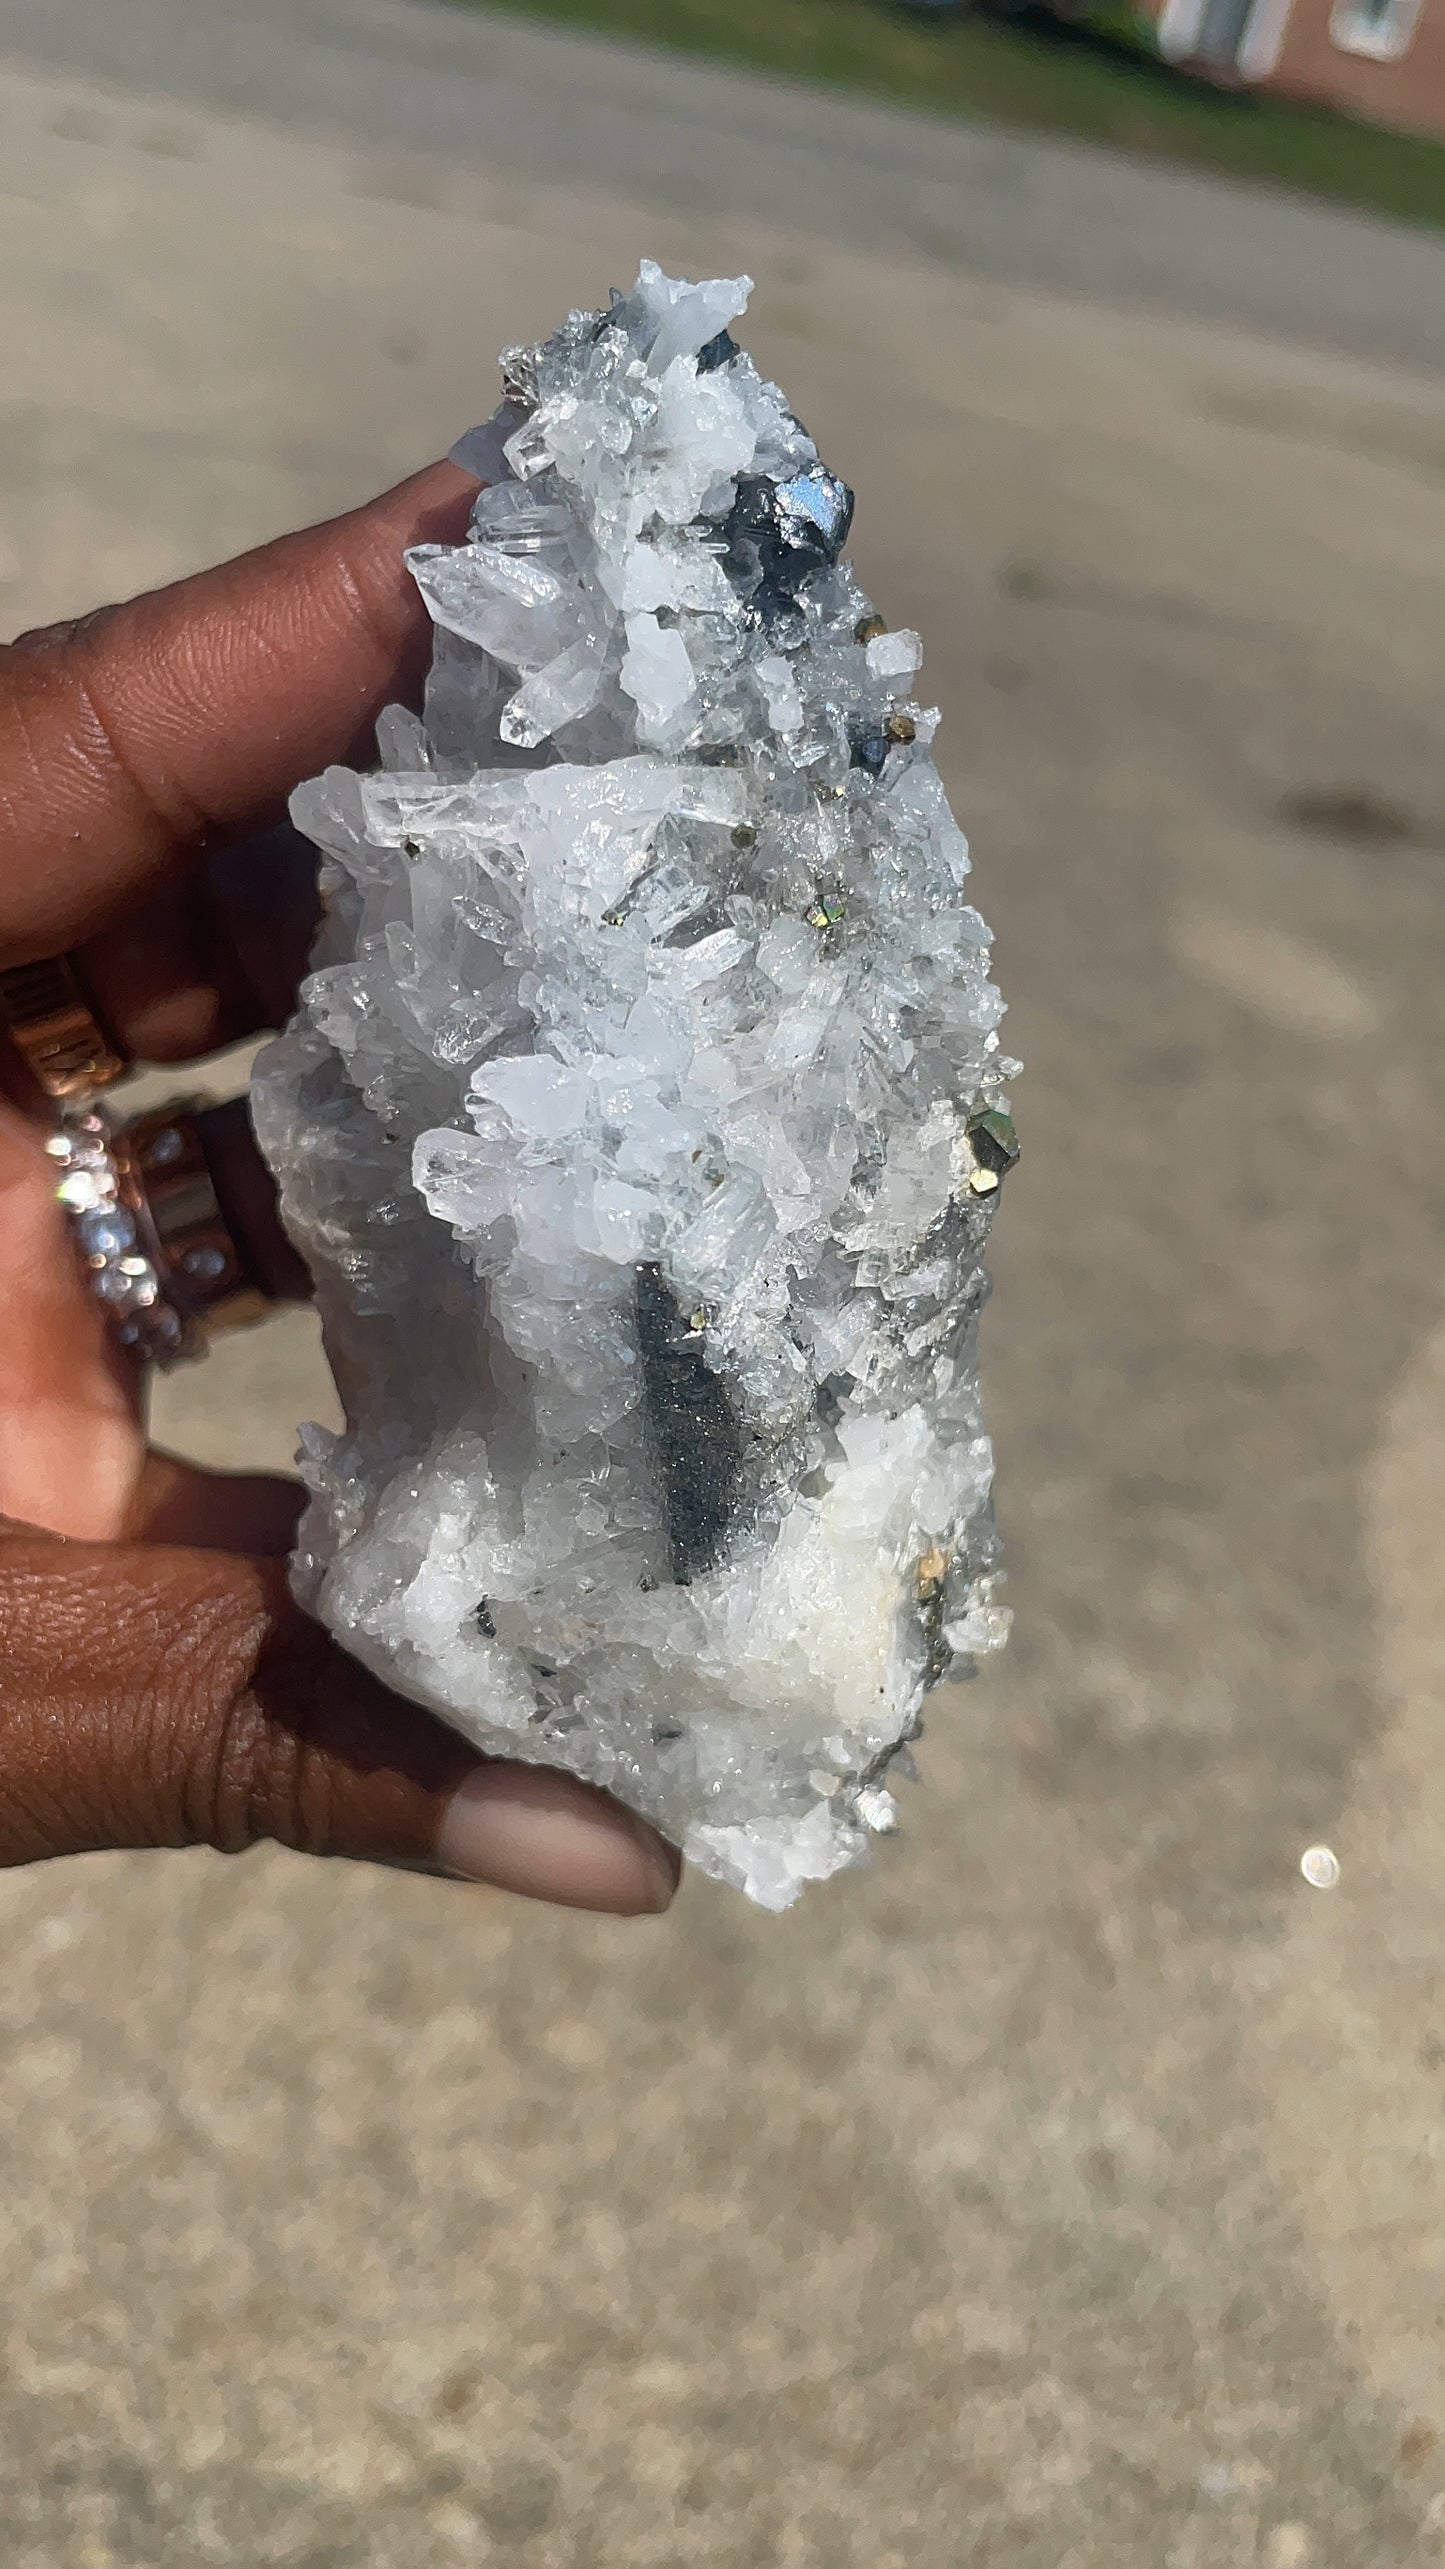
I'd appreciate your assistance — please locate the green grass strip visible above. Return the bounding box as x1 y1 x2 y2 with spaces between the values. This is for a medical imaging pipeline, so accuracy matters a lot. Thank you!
453 0 1445 230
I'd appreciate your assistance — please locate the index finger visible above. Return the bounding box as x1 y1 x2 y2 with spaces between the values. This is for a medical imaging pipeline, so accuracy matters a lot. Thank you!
0 460 478 966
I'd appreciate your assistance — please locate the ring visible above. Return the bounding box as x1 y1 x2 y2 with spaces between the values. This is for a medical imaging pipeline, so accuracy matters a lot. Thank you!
0 953 128 1101
47 1100 272 1368
46 1108 198 1365
1 957 270 1367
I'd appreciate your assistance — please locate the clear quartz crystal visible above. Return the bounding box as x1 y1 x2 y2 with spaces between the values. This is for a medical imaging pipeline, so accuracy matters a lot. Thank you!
252 264 1018 1908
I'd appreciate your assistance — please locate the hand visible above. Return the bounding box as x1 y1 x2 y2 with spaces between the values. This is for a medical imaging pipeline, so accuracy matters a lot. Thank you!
0 464 681 1915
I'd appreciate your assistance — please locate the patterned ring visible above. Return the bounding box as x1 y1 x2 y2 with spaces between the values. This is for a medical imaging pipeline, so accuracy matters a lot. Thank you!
0 955 128 1102
48 1100 274 1368
46 1109 198 1368
115 1102 271 1343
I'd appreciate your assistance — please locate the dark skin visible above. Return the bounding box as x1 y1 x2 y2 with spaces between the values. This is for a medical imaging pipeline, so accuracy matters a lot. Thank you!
0 461 681 1915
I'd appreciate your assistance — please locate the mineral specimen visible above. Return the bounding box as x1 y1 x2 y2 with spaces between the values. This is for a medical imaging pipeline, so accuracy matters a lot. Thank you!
252 264 1018 1908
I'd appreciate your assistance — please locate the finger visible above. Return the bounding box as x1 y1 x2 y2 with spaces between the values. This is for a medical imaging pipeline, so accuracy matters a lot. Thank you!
0 1523 681 1913
0 1099 142 1542
125 1451 305 1558
0 458 478 964
73 823 321 1065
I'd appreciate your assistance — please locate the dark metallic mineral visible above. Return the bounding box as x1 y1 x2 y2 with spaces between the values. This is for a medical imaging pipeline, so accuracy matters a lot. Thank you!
635 1263 744 1585
966 1108 1020 1181
716 465 856 619
774 467 854 562
696 327 740 374
849 725 891 777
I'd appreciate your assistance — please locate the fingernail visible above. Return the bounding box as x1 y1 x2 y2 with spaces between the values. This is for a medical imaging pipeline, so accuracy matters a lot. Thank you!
435 1766 680 1916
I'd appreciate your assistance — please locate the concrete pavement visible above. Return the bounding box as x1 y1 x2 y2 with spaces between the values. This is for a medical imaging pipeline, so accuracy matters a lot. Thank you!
3 21 1445 2565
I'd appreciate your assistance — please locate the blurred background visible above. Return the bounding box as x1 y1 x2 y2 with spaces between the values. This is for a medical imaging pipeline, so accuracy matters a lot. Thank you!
3 0 1445 2561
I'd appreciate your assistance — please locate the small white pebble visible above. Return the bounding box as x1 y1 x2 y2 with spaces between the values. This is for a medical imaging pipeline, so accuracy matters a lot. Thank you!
1197 2462 1236 2501
1300 1845 1340 1890
1265 2525 1315 2569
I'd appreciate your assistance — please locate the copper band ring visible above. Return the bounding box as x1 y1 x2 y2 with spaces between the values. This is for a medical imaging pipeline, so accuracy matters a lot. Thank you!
0 952 128 1101
0 957 272 1367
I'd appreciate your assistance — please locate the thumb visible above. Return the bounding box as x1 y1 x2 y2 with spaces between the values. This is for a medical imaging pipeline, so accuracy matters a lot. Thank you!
0 1521 680 1914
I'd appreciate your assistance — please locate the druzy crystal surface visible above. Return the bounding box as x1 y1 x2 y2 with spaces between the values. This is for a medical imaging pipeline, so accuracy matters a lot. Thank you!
252 266 1017 1907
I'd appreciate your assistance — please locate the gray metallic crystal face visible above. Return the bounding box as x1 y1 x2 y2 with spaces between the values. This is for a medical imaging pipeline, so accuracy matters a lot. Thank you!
252 262 1017 1907
633 1262 745 1585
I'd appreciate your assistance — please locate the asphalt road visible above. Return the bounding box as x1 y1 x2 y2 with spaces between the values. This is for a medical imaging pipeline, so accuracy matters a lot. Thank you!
3 0 1445 373
2 16 1445 2567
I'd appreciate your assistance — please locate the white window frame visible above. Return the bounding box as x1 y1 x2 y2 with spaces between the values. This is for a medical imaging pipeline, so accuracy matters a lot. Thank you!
1329 0 1421 58
1156 0 1294 73
1157 0 1211 58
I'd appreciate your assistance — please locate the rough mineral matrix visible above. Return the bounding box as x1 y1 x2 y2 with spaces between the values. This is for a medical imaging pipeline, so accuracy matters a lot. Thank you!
253 265 1019 1907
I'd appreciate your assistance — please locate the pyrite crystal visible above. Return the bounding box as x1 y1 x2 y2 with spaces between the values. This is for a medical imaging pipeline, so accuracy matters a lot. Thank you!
253 266 1018 1906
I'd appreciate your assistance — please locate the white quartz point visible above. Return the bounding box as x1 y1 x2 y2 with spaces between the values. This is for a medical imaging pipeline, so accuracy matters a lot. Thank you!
619 612 695 736
252 261 1018 1909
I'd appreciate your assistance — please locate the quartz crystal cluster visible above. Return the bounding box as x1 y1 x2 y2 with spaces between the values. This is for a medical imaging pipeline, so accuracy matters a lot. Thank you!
252 265 1018 1907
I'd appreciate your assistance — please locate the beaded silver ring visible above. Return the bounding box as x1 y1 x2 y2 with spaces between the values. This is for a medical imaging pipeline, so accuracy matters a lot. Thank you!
0 959 263 1366
45 1110 198 1368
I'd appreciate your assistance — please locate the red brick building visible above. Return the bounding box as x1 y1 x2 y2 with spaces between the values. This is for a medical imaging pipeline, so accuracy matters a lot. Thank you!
1148 0 1445 135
